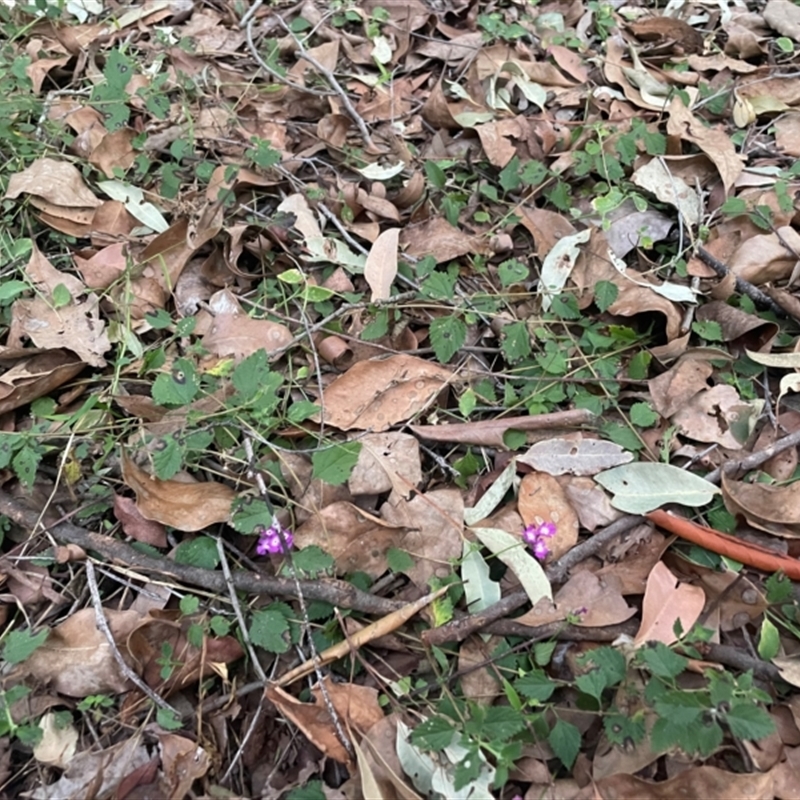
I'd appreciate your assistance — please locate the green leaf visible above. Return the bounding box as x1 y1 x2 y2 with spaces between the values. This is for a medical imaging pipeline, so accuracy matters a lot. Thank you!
594 280 619 312
174 537 220 569
550 293 581 320
16 724 43 747
231 496 274 534
210 616 231 636
765 572 793 604
2 629 49 664
627 350 652 380
549 719 581 769
250 608 290 653
453 745 484 791
361 309 389 340
497 258 529 287
288 545 335 577
12 445 41 488
51 283 72 308
459 387 477 417
420 271 456 300
151 436 182 480
582 646 627 686
152 358 199 407
424 160 446 191
232 349 277 403
0 279 28 303
179 595 200 615
595 462 720 514
575 670 608 702
430 316 467 364
409 715 457 751
604 713 646 747
724 703 775 741
499 156 521 192
461 542 501 614
630 401 659 428
515 669 557 703
720 197 747 216
502 429 527 450
479 706 526 741
501 321 532 363
692 320 724 342
311 442 361 485
640 642 688 679
387 547 415 573
758 617 780 661
286 781 326 800
156 707 183 730
0 434 16 469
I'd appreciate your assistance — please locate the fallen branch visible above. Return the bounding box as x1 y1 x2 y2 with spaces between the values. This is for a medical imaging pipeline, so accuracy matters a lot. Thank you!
0 491 405 617
646 508 800 580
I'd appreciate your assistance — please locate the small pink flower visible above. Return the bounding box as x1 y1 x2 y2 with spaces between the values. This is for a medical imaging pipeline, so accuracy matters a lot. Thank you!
532 538 550 561
256 523 294 556
522 520 557 560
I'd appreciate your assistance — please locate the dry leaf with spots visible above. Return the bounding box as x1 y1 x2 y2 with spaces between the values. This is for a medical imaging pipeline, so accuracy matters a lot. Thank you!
517 472 578 560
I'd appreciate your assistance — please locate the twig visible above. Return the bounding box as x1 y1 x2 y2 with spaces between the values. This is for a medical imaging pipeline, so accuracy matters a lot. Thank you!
0 490 404 616
421 514 646 646
704 427 800 484
273 17 376 150
85 560 180 717
695 246 792 319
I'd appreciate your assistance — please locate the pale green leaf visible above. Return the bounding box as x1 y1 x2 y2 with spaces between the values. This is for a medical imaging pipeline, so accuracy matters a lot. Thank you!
463 459 517 525
471 527 552 604
461 542 501 614
595 462 720 514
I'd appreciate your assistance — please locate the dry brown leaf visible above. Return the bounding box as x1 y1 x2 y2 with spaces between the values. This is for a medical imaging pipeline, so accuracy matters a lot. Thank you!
201 312 293 359
25 243 85 298
113 494 168 548
458 635 503 703
764 0 800 41
728 226 800 285
348 432 422 497
382 488 464 587
648 357 714 418
517 472 578 560
18 607 141 697
558 476 623 531
577 766 772 800
358 715 423 800
121 454 235 531
293 501 406 577
400 216 490 263
158 734 210 800
4 157 102 208
364 227 400 302
671 384 749 450
634 561 705 646
516 571 635 628
9 294 111 367
666 98 745 191
0 349 84 414
319 354 454 431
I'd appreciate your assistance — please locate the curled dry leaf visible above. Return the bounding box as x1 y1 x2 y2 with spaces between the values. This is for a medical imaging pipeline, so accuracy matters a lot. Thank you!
121 454 235 531
671 384 750 450
113 493 168 548
18 607 141 697
722 470 800 537
0 349 85 415
648 357 714 419
318 354 454 431
158 734 210 800
4 157 102 209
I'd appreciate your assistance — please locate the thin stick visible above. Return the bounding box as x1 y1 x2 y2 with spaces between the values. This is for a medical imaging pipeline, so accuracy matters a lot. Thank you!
705 427 800 484
85 560 179 716
696 246 792 319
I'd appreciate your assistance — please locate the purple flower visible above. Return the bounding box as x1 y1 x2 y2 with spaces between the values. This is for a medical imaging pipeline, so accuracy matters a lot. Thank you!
522 520 557 561
256 522 294 556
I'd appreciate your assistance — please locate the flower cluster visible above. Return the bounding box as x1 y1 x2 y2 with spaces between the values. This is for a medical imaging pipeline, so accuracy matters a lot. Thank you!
255 521 294 556
522 520 557 561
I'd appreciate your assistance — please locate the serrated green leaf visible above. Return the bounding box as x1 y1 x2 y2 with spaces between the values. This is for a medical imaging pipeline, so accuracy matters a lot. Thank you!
12 446 40 488
0 434 16 469
174 537 220 569
595 462 720 513
2 629 49 664
604 713 646 747
231 496 274 534
156 707 183 730
640 642 688 679
409 715 456 751
289 545 335 576
724 703 775 741
420 271 456 300
152 358 199 407
501 321 532 363
179 595 200 615
430 316 467 364
311 442 361 485
692 320 724 342
594 279 619 312
515 669 556 702
575 670 607 701
250 608 290 653
629 401 659 428
549 719 580 769
387 547 415 574
151 436 182 480
497 258 528 287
